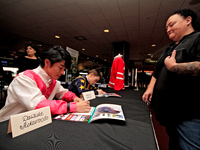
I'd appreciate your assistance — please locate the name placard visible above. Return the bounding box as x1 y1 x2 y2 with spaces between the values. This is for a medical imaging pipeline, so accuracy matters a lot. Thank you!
82 91 96 100
7 106 52 138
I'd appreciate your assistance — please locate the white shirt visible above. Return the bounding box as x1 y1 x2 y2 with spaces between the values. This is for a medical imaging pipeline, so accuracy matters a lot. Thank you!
0 66 68 122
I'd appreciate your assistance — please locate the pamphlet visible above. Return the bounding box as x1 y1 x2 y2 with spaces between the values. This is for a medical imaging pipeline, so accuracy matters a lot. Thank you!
96 93 121 97
54 104 125 123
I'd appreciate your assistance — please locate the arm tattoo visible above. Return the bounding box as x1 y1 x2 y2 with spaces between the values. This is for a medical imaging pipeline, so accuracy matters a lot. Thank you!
172 61 200 76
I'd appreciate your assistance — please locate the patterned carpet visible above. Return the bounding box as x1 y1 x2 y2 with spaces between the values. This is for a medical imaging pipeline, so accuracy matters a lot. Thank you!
150 107 169 150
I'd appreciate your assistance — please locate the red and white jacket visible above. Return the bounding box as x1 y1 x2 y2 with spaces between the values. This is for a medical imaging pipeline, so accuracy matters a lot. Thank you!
0 66 77 122
108 56 125 91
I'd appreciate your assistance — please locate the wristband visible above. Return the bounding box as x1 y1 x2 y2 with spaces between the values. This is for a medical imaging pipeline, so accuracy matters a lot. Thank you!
67 103 70 113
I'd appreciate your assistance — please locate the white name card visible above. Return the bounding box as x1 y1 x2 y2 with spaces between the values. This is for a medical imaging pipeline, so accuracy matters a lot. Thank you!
7 106 52 138
82 91 96 100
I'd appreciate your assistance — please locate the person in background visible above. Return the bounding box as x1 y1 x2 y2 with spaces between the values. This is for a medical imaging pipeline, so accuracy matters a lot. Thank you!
15 44 40 73
142 9 200 149
0 61 4 79
6 50 18 59
68 69 106 98
0 46 90 122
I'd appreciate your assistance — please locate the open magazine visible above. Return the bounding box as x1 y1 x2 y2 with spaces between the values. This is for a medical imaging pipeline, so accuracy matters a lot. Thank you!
54 104 125 123
96 93 121 97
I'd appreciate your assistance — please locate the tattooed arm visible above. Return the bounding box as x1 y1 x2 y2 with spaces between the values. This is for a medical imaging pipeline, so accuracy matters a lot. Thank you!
164 50 200 76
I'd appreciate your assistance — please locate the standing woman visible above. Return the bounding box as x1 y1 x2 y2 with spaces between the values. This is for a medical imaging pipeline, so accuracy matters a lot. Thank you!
15 44 40 73
142 9 200 149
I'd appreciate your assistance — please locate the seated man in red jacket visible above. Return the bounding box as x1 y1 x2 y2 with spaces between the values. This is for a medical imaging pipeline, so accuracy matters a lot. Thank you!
0 46 90 122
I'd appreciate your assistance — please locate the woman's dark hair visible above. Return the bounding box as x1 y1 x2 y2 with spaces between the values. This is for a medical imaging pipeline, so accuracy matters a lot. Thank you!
25 44 40 57
172 8 200 31
40 45 72 69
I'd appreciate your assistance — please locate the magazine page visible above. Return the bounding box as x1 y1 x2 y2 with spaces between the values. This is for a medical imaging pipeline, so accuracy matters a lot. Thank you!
89 104 125 123
96 93 121 97
54 107 95 122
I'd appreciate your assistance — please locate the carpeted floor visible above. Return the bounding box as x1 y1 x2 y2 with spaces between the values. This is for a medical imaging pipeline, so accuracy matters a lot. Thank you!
150 108 169 150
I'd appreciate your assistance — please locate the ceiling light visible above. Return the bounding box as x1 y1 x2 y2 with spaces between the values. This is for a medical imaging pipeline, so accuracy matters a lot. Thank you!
82 48 85 51
104 29 109 33
147 54 153 58
55 35 60 39
74 36 87 41
104 59 106 61
151 44 156 47
96 55 98 57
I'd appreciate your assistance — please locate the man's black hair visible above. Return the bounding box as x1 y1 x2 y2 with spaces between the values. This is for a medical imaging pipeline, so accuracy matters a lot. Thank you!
40 45 72 69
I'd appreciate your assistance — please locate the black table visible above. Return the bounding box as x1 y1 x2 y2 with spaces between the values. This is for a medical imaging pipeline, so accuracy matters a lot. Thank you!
0 87 158 150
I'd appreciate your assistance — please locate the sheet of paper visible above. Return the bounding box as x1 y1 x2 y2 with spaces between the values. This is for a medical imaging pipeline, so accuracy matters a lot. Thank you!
7 106 52 138
82 91 96 100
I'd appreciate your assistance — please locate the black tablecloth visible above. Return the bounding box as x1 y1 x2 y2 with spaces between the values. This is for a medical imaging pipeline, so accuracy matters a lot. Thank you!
0 87 158 150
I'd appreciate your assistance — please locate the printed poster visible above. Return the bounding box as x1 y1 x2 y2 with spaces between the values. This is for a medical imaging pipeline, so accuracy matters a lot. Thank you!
66 47 79 74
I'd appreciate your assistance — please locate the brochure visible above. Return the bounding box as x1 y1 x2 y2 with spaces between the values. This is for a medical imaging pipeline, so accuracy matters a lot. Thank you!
96 93 121 97
54 104 125 123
